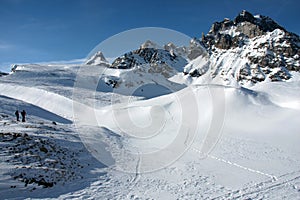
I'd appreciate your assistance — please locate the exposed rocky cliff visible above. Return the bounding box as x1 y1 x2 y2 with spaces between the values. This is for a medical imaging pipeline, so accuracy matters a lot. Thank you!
186 10 300 86
110 42 188 74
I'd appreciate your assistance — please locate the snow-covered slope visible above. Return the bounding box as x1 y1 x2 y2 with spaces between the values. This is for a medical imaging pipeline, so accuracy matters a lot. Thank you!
0 95 107 199
1 62 300 199
0 10 300 200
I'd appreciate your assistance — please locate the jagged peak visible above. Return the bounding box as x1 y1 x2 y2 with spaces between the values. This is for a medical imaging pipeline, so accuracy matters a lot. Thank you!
234 10 256 24
190 37 202 47
164 42 177 50
240 10 250 16
85 51 109 65
207 10 286 37
140 40 162 49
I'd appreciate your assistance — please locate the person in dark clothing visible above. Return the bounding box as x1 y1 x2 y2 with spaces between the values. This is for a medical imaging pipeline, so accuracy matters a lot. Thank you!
21 110 26 122
15 110 20 121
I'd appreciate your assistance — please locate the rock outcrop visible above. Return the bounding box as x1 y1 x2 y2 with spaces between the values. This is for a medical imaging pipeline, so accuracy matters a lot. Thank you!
189 10 300 85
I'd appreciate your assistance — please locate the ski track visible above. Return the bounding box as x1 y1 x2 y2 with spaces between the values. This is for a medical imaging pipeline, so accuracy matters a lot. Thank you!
204 151 277 181
192 147 300 199
132 154 141 184
222 172 300 200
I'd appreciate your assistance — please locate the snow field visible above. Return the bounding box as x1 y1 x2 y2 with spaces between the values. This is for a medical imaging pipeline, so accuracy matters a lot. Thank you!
0 63 300 199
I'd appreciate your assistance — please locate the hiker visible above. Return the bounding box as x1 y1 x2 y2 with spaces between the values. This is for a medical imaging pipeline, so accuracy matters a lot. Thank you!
21 110 26 122
15 110 20 121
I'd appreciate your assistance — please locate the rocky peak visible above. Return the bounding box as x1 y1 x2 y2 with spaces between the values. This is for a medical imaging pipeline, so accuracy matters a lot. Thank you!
140 40 162 49
85 51 109 66
111 43 187 72
163 39 207 61
204 10 288 49
188 38 207 60
201 10 299 57
234 10 256 24
185 11 300 86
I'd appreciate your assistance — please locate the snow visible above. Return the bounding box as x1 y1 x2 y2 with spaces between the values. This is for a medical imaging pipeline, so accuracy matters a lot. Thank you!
85 51 109 66
184 27 300 87
219 26 241 37
0 62 300 199
140 40 162 49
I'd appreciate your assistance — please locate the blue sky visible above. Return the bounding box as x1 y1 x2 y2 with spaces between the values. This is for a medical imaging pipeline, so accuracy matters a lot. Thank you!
0 0 299 71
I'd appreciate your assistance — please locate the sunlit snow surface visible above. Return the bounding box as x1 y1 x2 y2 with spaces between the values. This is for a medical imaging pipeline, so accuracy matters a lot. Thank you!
0 64 300 199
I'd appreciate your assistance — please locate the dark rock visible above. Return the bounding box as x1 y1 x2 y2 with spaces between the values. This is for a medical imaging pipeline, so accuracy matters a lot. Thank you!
210 22 222 35
236 22 264 38
105 79 118 88
215 34 234 49
238 64 251 79
258 15 285 32
39 146 48 153
269 69 291 81
0 71 9 77
234 10 256 24
189 69 201 77
111 52 137 69
111 47 187 71
203 10 289 49
200 10 300 85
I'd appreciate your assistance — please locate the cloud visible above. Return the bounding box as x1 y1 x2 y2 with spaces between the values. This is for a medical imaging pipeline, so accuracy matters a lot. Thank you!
36 58 86 65
0 42 14 49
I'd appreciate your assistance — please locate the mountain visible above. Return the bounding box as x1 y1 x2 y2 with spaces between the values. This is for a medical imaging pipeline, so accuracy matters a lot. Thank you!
87 10 299 88
1 10 300 200
110 41 187 71
164 38 208 60
85 51 110 66
94 41 188 97
140 40 162 49
185 10 299 86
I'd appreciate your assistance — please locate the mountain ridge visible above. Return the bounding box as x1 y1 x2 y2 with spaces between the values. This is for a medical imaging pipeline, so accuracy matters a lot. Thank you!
85 10 299 88
187 10 300 86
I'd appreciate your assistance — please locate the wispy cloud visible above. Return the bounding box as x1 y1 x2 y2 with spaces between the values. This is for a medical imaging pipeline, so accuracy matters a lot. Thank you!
36 58 86 65
0 42 14 49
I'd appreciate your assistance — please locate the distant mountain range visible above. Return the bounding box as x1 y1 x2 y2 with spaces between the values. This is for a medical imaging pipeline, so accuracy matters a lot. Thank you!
86 10 299 88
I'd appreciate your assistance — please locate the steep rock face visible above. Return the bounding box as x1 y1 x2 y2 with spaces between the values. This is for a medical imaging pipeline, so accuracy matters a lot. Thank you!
164 38 207 61
204 10 286 45
111 43 188 74
189 10 300 86
98 42 188 93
